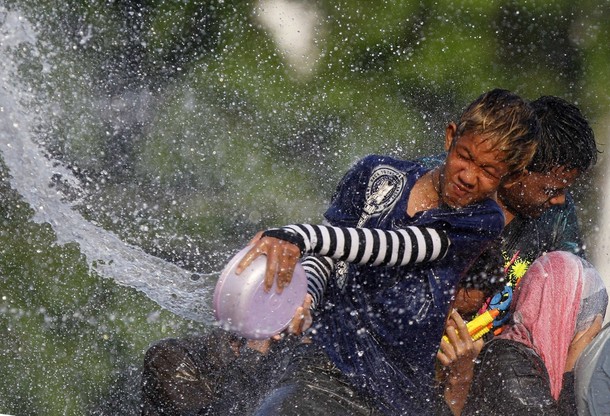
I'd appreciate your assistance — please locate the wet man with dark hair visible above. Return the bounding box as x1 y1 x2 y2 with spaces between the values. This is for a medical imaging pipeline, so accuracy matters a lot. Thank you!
498 95 598 259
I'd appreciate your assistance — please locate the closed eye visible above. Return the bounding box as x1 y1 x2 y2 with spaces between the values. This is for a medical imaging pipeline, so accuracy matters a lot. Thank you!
480 165 500 180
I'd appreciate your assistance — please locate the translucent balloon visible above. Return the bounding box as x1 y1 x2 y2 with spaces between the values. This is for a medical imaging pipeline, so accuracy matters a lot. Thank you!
213 245 307 339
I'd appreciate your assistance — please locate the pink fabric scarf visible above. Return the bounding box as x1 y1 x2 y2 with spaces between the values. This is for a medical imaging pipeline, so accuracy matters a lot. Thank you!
496 251 584 400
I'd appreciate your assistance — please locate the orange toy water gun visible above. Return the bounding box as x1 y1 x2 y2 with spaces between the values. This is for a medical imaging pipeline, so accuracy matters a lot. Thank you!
442 308 500 343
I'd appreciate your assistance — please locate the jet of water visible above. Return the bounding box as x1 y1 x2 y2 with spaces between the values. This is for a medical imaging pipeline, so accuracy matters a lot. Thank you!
0 6 215 323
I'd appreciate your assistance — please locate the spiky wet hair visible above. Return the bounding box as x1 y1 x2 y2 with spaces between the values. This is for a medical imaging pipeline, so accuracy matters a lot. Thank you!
528 95 599 173
455 88 540 176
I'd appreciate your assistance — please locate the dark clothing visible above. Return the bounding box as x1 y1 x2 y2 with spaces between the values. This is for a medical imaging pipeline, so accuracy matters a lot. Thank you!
501 192 584 281
253 155 503 415
462 339 577 416
253 343 380 416
141 329 297 416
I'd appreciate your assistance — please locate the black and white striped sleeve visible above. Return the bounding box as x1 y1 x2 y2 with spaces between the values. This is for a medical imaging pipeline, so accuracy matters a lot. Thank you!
263 224 450 267
301 255 334 309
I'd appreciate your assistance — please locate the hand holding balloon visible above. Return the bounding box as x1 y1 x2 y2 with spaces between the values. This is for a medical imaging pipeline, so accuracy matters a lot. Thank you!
236 232 302 293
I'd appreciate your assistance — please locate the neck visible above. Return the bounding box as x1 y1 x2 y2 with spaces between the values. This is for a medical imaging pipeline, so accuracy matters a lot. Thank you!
431 167 442 200
406 168 441 216
497 194 515 226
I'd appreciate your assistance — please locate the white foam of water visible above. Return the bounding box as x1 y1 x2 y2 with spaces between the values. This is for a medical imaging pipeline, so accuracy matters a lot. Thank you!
0 6 214 323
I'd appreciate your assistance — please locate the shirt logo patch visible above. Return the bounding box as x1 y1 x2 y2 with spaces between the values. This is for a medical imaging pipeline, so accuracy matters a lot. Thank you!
337 165 406 289
362 166 406 221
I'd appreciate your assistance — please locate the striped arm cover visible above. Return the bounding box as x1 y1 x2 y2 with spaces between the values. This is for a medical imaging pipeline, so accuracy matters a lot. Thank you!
263 224 451 309
301 255 334 309
273 224 450 266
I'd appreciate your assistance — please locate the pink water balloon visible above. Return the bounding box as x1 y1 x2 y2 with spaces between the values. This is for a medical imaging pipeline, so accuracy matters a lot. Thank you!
213 245 308 339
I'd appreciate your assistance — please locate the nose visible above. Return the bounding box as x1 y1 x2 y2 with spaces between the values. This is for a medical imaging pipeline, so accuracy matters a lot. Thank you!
457 168 477 189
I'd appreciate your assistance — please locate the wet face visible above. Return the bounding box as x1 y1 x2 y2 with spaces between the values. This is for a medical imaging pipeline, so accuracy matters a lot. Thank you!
498 166 581 219
440 124 511 208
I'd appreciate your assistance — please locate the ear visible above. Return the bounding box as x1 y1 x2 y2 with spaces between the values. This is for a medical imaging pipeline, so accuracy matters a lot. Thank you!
444 122 457 151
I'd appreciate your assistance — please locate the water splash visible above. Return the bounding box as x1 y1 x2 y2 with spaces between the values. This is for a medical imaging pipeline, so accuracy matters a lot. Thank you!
0 6 215 323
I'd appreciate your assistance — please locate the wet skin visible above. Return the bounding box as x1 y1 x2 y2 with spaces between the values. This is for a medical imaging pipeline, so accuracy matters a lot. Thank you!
439 122 511 209
498 166 581 223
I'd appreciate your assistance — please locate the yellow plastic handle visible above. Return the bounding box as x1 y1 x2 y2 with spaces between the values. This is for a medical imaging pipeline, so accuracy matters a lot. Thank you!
442 309 499 343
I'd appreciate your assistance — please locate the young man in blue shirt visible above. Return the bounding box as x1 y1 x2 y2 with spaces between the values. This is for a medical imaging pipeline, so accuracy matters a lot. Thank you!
240 89 538 415
140 89 539 416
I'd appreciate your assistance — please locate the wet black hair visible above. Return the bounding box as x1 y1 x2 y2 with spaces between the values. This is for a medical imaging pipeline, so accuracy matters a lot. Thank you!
459 239 506 299
528 96 599 173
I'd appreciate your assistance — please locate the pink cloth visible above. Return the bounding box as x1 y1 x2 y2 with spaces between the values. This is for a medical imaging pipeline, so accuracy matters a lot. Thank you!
497 251 607 400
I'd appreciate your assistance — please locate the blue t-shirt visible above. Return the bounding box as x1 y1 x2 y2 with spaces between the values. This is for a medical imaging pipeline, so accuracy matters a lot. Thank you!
312 155 504 414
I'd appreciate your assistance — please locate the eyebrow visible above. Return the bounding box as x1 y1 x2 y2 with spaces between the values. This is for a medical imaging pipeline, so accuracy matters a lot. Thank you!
462 146 500 177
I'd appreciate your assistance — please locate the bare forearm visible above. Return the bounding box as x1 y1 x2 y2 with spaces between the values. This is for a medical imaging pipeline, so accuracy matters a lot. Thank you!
443 371 474 416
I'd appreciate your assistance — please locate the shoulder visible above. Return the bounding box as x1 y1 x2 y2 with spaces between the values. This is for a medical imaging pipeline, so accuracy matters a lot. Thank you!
575 323 610 415
463 199 505 231
481 338 541 365
478 339 551 396
575 322 610 393
415 152 446 169
339 155 426 195
537 191 577 222
464 339 555 414
469 198 505 218
355 154 425 174
326 155 423 226
426 198 504 237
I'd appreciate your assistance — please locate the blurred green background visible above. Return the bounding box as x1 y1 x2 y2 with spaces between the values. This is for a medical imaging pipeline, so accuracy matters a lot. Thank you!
1 0 609 414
